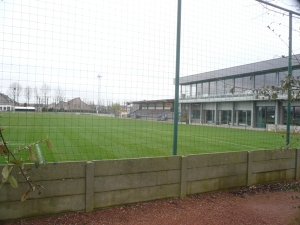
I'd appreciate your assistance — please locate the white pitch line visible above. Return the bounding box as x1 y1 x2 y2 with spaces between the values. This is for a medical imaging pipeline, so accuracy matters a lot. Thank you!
139 127 262 150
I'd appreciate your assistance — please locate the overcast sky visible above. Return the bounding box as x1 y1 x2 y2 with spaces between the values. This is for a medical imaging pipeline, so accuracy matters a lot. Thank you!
1 0 300 105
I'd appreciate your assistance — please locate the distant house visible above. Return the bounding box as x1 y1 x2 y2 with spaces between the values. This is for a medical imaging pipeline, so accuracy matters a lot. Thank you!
0 93 17 111
48 97 94 113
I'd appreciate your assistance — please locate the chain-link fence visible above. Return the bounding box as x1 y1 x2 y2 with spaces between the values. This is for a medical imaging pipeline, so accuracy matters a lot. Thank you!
1 0 300 163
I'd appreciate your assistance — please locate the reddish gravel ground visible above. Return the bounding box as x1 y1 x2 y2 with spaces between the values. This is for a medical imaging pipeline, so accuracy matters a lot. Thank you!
3 180 300 225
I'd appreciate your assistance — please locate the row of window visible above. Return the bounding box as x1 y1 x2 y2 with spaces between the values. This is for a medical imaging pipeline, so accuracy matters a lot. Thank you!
181 70 300 98
0 106 11 111
185 106 300 128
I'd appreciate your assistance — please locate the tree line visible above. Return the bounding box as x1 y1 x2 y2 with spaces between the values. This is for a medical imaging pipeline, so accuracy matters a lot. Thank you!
6 82 65 107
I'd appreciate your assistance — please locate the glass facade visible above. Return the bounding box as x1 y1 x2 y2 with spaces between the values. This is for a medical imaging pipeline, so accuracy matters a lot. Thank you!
210 81 216 95
192 109 200 119
181 85 189 98
191 84 196 98
218 110 231 125
256 106 275 128
255 74 264 89
203 82 209 96
205 110 214 123
197 83 202 96
279 71 287 86
178 64 300 128
236 110 251 126
283 106 300 125
216 80 225 95
224 79 233 94
234 77 252 94
265 73 277 86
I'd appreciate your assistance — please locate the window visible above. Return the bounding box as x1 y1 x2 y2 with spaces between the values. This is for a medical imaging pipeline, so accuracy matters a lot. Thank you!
196 83 202 96
216 80 225 95
265 73 277 87
205 110 214 123
236 110 250 126
218 110 231 125
279 71 287 85
224 79 234 95
203 82 209 96
181 85 190 98
210 81 216 95
255 75 264 89
191 84 196 98
256 107 275 128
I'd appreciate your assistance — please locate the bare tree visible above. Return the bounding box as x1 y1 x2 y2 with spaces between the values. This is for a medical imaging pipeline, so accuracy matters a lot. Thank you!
54 86 65 103
24 86 32 106
34 86 41 111
40 83 51 107
7 82 22 104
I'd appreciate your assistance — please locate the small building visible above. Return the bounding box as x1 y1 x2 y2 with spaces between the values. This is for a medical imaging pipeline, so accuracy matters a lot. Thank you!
48 97 94 113
0 93 17 111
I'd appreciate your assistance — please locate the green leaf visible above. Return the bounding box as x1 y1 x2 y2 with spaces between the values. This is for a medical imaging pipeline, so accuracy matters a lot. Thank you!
10 159 23 166
28 147 35 162
8 175 18 188
2 165 8 178
2 176 8 183
21 189 31 202
45 140 52 151
0 144 8 156
34 158 40 169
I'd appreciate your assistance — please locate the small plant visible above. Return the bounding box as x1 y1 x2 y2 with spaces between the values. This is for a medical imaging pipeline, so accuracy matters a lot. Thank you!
0 120 52 201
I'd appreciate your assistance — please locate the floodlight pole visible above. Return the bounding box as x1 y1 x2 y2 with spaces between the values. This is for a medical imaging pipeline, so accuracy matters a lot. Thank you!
97 74 102 114
173 0 182 156
255 0 300 147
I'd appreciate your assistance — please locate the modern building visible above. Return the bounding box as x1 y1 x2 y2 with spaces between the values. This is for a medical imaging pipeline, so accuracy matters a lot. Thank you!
179 55 300 128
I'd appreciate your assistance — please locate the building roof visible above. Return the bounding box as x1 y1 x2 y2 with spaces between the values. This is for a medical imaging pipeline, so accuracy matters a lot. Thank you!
131 99 174 104
0 93 16 105
179 54 300 85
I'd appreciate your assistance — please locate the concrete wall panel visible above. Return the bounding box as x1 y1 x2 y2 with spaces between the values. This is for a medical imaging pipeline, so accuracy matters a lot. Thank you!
94 184 180 208
253 169 295 185
0 178 85 202
6 162 86 182
251 149 295 162
187 163 247 181
187 175 246 195
0 149 298 222
94 156 181 176
186 152 247 168
252 158 295 173
94 170 180 192
0 195 85 221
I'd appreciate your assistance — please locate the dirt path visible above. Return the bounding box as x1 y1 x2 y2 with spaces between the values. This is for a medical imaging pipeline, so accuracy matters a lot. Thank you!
4 181 300 225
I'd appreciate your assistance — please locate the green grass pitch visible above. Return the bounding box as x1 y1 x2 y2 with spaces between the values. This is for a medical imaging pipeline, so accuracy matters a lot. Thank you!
0 112 294 163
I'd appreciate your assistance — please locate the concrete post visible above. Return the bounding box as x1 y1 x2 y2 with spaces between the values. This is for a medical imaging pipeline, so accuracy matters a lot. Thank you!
296 149 300 179
86 161 94 212
180 156 187 198
247 151 253 186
